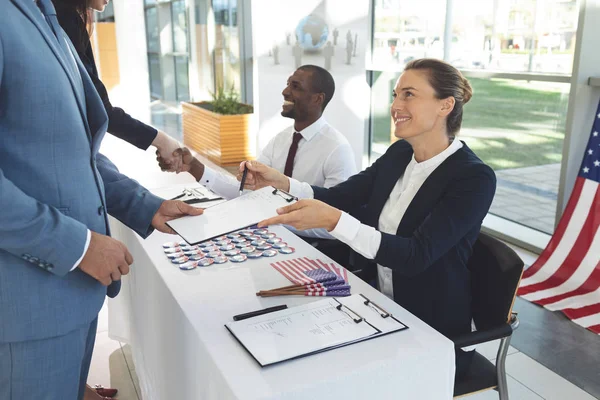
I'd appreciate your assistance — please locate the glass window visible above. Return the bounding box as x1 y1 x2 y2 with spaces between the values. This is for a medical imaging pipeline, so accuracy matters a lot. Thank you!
145 6 160 53
171 0 189 53
96 2 115 22
148 53 163 99
371 0 446 68
368 0 580 235
211 0 241 92
449 0 579 74
174 55 190 101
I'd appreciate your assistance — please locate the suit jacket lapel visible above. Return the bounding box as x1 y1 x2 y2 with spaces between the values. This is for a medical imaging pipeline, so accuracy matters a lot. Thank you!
11 0 91 142
396 144 465 234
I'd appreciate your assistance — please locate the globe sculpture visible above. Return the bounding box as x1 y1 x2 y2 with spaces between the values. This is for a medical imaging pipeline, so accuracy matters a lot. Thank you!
295 14 329 52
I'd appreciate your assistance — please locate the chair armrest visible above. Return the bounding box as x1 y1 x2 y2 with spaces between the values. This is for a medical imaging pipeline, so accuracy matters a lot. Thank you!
451 323 513 348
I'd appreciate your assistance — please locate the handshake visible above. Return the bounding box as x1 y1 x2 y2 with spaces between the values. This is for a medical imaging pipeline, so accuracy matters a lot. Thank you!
156 146 290 193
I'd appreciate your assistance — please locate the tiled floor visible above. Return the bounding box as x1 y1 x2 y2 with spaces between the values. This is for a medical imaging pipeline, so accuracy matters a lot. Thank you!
87 244 599 400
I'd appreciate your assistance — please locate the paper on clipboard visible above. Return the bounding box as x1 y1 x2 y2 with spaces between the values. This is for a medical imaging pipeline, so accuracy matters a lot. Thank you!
166 186 297 245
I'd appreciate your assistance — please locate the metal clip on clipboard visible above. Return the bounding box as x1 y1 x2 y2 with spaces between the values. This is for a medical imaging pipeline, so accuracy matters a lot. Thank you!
360 294 391 318
272 188 298 203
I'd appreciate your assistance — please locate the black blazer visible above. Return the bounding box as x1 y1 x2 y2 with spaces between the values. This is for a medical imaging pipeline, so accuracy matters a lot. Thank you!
56 7 158 149
313 140 496 339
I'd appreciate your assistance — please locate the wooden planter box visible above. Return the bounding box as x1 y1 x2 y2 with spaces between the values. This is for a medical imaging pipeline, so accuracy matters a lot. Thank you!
182 101 255 166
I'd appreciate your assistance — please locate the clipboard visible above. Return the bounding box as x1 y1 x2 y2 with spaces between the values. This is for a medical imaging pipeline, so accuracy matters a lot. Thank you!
166 186 298 245
225 294 409 367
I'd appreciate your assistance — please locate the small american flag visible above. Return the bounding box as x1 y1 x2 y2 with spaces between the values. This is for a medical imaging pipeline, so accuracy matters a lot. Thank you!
518 99 600 334
270 257 351 296
271 257 349 285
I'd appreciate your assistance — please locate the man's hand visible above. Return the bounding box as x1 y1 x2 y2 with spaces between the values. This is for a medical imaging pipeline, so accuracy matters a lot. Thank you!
157 147 206 181
236 160 289 191
258 199 342 231
153 131 183 173
78 232 133 286
151 200 205 234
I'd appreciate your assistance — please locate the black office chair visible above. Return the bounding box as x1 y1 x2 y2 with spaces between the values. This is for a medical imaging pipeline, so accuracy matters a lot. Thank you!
452 233 524 399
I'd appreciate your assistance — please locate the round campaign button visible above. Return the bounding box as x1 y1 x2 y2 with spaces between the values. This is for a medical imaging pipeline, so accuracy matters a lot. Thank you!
162 241 181 249
238 230 254 237
187 255 206 261
235 242 251 249
261 249 278 257
182 250 202 256
246 251 263 259
164 247 184 254
232 238 247 244
257 245 272 251
198 241 216 248
196 258 215 267
201 245 220 253
267 237 282 244
227 233 241 239
215 235 228 241
215 240 232 246
240 246 256 254
278 247 295 254
253 229 269 235
229 254 248 263
170 256 190 264
273 242 288 249
246 235 261 241
251 240 267 246
212 256 229 264
178 261 197 270
261 233 276 239
166 252 184 259
206 251 223 258
224 249 241 257
219 244 236 251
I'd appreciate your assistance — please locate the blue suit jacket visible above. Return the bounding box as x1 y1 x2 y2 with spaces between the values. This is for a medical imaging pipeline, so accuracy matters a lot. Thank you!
314 140 496 339
0 0 163 343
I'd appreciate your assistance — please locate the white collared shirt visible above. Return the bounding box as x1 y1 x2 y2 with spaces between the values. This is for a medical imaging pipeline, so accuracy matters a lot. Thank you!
200 116 356 199
291 139 464 298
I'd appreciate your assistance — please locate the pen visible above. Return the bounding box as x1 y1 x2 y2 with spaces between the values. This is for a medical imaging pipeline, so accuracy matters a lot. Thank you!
239 164 248 196
233 304 288 321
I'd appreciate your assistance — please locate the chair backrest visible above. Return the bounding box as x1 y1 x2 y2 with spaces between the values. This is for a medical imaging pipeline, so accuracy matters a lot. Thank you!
467 232 524 330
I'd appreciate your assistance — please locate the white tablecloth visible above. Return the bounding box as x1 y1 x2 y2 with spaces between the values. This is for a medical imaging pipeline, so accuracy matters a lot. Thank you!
108 222 456 400
102 135 456 399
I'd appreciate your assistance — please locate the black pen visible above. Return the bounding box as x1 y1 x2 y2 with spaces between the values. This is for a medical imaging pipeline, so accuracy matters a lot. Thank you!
233 304 287 321
239 163 249 196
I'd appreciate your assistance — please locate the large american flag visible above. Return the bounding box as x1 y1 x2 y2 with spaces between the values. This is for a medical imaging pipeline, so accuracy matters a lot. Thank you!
517 99 600 334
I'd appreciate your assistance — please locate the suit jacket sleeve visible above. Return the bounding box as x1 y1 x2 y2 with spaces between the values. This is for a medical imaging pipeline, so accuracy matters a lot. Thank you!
58 10 158 150
0 166 89 277
375 163 496 277
96 153 164 238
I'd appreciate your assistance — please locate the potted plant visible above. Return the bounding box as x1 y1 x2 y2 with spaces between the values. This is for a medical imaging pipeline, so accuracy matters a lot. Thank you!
182 86 255 166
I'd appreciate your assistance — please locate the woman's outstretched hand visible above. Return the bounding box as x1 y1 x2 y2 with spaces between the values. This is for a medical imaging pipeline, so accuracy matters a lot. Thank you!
258 199 342 232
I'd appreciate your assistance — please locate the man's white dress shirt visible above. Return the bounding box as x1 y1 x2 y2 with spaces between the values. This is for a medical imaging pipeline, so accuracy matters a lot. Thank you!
200 116 356 199
291 139 463 298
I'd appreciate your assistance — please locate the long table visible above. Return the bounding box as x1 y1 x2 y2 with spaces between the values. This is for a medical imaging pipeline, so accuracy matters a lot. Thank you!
102 135 456 399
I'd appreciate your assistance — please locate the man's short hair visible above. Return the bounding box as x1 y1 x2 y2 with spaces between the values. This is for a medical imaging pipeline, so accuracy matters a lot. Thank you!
298 65 335 111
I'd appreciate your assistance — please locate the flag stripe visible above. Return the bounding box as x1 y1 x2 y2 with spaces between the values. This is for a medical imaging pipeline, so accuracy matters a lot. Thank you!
562 303 600 320
284 259 314 284
520 186 600 296
520 178 598 287
571 312 600 328
545 288 600 312
271 261 300 283
588 324 600 334
521 177 585 279
533 258 600 305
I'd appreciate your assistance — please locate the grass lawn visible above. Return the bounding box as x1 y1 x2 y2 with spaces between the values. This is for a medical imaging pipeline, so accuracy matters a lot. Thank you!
371 77 569 170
